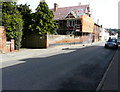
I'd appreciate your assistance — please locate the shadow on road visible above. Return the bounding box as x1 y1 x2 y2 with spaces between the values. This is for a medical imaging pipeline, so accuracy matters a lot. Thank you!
2 45 117 91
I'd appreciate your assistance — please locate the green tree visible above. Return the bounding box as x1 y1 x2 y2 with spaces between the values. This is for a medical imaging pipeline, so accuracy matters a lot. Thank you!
0 2 2 26
118 29 120 37
33 0 58 35
2 2 23 50
17 4 33 35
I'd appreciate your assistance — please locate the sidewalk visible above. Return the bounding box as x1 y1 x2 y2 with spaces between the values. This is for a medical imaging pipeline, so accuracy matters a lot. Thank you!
98 47 119 91
1 46 64 62
1 41 103 62
0 41 104 69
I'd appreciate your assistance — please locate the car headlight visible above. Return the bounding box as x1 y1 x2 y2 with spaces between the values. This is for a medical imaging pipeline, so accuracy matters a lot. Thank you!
105 42 108 44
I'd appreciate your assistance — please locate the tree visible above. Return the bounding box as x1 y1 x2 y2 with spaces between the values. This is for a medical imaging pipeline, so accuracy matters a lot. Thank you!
0 2 2 26
17 4 33 35
118 29 120 37
32 0 58 35
2 2 23 50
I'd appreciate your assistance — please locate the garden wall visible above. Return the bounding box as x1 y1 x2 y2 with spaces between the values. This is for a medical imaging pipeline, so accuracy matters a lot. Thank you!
0 26 14 53
47 35 83 47
22 33 92 48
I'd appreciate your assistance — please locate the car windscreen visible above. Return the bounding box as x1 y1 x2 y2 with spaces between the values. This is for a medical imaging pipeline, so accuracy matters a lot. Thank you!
107 39 117 43
118 38 120 42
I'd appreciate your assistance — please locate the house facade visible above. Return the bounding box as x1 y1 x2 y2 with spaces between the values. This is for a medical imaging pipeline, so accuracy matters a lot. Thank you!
92 23 101 42
99 27 109 41
50 3 96 43
51 3 93 34
109 31 118 39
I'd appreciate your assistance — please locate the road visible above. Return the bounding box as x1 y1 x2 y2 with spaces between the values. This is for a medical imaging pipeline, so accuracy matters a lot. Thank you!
2 42 117 90
100 46 120 91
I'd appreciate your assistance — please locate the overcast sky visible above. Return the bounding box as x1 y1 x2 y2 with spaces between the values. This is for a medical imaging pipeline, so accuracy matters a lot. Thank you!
17 0 119 29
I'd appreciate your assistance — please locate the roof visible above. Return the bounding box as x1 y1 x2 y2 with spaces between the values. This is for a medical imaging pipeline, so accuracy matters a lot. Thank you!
50 5 89 20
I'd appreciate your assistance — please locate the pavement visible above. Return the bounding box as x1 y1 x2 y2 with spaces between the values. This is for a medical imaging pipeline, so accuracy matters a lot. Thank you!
98 46 120 91
1 41 105 69
1 41 98 64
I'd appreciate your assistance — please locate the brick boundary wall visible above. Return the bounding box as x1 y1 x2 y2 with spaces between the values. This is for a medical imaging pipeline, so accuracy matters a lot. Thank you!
0 26 15 53
47 34 92 47
22 33 94 48
0 26 7 53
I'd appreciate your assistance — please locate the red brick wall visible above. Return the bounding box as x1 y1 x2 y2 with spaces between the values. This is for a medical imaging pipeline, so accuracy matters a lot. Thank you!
0 26 6 53
47 34 92 47
0 26 14 53
93 24 100 42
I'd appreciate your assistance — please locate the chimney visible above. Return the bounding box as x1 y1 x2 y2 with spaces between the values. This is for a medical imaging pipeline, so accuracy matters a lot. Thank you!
54 3 58 12
97 19 99 25
78 2 81 6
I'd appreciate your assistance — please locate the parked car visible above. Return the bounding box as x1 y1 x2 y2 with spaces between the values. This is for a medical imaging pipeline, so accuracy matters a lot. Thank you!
118 38 120 44
104 39 118 49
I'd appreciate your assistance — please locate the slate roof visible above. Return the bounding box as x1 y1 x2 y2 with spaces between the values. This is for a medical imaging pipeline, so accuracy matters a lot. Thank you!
50 5 89 20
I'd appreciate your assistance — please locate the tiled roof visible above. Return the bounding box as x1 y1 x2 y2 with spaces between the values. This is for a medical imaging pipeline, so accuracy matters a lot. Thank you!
50 5 89 20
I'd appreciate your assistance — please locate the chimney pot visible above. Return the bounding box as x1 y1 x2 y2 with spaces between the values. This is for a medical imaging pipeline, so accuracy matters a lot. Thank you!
78 2 81 6
54 3 58 12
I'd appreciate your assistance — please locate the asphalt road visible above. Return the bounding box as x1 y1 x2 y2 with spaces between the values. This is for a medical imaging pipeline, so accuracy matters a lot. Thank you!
100 46 120 91
2 42 117 90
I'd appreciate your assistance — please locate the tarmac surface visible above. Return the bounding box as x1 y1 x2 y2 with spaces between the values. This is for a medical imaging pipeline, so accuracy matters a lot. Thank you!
0 41 118 91
100 46 120 91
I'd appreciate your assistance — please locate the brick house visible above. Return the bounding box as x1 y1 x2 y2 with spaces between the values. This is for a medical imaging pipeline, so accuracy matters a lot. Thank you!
50 3 95 43
99 27 109 41
92 23 101 42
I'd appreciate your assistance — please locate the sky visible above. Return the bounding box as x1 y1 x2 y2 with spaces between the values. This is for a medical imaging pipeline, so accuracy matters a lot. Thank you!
17 0 119 29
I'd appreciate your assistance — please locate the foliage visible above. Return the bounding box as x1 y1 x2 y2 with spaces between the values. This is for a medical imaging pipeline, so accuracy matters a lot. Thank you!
17 4 33 35
32 0 58 35
0 3 2 26
2 0 58 49
2 2 23 50
106 28 118 32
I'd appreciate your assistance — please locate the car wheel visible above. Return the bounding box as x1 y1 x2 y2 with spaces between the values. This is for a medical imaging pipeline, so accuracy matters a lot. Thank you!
114 45 118 49
104 45 107 48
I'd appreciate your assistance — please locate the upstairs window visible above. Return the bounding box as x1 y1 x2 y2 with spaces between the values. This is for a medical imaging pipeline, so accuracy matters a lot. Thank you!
67 20 75 27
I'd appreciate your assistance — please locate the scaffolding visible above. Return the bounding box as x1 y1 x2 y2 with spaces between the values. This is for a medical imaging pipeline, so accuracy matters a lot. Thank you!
55 13 94 45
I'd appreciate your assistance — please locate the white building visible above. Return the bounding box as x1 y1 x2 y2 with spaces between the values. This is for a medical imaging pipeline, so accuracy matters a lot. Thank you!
99 27 109 41
109 33 118 39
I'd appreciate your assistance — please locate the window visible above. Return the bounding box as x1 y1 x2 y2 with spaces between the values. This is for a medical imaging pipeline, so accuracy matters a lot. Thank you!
67 20 75 27
70 21 72 26
73 21 75 26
